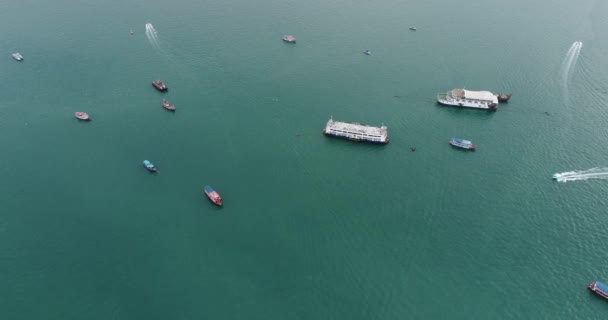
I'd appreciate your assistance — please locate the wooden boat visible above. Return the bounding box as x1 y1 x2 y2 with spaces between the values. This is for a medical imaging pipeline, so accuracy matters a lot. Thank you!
495 93 512 102
162 99 176 111
152 80 168 91
143 160 157 172
74 112 91 121
282 35 296 43
589 282 608 300
204 185 223 206
449 138 476 150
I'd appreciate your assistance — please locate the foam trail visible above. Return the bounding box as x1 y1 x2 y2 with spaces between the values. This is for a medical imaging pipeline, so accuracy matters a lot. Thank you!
552 167 608 182
561 41 582 87
145 23 160 49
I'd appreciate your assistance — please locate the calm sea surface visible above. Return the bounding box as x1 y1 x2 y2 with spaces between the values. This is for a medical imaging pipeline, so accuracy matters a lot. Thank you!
1 0 608 318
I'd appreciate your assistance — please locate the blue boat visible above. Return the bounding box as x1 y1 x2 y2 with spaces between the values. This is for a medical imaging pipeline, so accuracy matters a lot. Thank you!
449 138 476 150
589 281 608 300
143 160 157 172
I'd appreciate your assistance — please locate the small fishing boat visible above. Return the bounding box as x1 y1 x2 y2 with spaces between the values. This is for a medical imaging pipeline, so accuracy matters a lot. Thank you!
449 138 476 150
495 93 512 102
364 50 371 55
143 160 157 172
74 112 91 121
588 282 608 300
204 185 223 206
152 80 168 92
282 35 297 43
162 99 176 111
12 53 23 61
409 26 417 31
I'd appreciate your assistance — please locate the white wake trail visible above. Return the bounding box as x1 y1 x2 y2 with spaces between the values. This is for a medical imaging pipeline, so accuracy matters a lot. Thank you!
561 41 582 87
552 167 608 182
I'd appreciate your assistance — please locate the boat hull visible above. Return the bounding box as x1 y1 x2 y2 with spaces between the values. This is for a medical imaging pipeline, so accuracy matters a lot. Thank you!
589 282 608 300
323 130 389 144
152 81 168 92
437 99 497 111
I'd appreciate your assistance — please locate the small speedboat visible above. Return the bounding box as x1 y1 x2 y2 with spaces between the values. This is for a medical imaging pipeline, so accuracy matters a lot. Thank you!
449 138 476 150
364 50 371 55
12 53 23 61
589 282 608 300
130 29 134 35
204 185 223 206
282 35 297 43
74 112 91 121
162 99 176 111
409 26 417 31
152 80 168 92
143 160 157 172
552 173 559 180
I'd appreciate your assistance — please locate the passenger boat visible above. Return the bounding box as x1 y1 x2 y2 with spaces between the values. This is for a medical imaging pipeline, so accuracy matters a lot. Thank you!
74 112 91 121
449 138 476 150
143 160 157 172
204 185 223 206
588 281 608 300
409 26 417 31
12 53 23 61
152 80 168 92
437 88 498 111
495 93 512 102
323 117 389 144
282 35 297 43
162 99 176 111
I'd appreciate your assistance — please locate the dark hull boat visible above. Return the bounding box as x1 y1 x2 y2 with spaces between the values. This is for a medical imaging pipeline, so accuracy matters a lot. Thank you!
152 80 168 92
495 93 512 102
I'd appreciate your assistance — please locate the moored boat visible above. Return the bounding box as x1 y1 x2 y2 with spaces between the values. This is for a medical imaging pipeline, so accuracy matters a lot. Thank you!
282 35 297 43
323 117 389 144
204 185 223 206
152 80 168 92
364 50 371 55
449 138 476 150
437 88 498 111
12 53 23 61
74 112 91 121
143 160 157 172
409 26 417 31
588 282 608 300
162 99 176 111
495 93 512 102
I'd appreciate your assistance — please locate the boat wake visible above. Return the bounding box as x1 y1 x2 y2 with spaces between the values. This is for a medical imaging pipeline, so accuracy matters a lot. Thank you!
145 23 160 49
553 167 608 183
560 41 582 101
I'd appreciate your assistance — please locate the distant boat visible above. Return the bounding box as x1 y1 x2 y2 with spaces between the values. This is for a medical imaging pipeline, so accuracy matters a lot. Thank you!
152 80 168 92
588 282 608 300
12 53 23 61
162 99 176 111
74 112 91 121
130 29 134 35
495 93 512 102
282 35 297 43
409 26 417 31
143 160 157 172
449 138 476 150
204 185 223 206
364 50 371 55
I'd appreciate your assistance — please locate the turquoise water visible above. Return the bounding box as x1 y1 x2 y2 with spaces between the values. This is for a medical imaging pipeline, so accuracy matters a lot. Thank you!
2 0 608 318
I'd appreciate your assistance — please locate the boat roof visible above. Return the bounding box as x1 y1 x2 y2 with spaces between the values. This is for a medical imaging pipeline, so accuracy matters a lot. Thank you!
596 282 608 292
204 185 214 192
453 138 472 144
462 89 497 102
326 118 387 136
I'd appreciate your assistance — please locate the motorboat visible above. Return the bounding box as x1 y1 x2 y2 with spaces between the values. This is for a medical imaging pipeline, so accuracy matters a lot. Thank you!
204 185 223 206
143 160 157 172
449 138 476 150
74 112 91 121
12 53 23 61
162 99 176 111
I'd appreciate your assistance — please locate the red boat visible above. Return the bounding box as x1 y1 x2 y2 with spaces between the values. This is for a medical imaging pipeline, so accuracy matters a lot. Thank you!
152 80 167 91
162 99 176 111
74 112 91 121
204 185 223 206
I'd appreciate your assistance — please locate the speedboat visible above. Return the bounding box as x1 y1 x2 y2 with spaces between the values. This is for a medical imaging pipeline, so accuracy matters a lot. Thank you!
409 26 417 31
152 80 168 91
552 173 559 180
449 138 476 150
162 99 176 111
282 35 296 43
364 50 371 55
12 53 23 61
143 160 157 172
589 282 608 300
204 185 223 206
74 112 91 121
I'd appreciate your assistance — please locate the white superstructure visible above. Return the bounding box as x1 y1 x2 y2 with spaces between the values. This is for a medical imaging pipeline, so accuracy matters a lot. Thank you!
323 117 389 144
12 53 23 61
437 88 498 110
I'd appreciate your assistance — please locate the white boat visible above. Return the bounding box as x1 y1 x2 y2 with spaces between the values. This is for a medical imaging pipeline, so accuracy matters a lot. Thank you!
437 88 498 111
12 53 23 61
322 117 389 144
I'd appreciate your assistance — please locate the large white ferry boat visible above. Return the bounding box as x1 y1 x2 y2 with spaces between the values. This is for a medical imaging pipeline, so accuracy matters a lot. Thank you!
437 88 498 111
323 117 389 144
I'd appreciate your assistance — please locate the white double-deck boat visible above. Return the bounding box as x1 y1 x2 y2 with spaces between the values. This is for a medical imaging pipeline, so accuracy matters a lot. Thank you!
437 88 498 111
323 117 389 144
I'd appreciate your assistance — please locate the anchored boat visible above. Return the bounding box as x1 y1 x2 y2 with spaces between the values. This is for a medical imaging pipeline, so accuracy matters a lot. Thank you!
323 117 389 144
152 80 168 92
437 89 498 111
74 112 91 121
449 138 476 150
282 35 297 43
588 282 608 300
143 160 157 172
204 186 223 206
162 99 176 111
495 93 512 102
